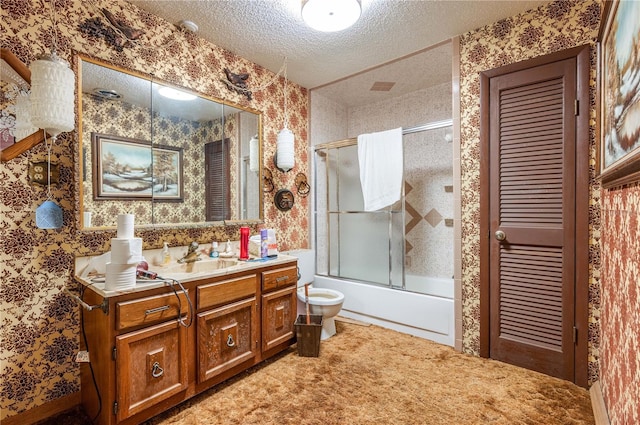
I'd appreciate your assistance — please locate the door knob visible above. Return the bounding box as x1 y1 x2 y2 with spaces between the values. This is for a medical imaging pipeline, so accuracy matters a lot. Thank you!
495 230 506 241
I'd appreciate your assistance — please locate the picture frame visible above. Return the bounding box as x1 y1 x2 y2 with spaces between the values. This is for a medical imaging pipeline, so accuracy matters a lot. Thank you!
92 133 183 201
598 0 640 188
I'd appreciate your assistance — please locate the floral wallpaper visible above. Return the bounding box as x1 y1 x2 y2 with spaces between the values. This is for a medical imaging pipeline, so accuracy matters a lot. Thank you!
458 0 602 382
0 0 308 420
601 184 640 425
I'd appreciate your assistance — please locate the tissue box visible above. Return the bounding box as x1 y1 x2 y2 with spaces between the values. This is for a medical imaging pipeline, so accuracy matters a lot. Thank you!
249 236 261 257
267 229 278 256
249 230 278 257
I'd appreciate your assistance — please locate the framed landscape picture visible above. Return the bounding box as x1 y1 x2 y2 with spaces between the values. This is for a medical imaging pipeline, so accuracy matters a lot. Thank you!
92 133 183 201
598 0 640 188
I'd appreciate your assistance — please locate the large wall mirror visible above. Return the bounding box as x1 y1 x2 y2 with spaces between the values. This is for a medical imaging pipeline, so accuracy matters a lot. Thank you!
78 56 262 230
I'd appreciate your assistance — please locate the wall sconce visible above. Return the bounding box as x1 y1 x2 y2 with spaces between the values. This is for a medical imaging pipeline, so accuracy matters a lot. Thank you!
249 134 259 172
274 60 294 172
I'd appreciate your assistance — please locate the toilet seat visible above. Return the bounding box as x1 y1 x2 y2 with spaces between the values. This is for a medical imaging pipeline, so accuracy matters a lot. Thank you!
298 287 344 305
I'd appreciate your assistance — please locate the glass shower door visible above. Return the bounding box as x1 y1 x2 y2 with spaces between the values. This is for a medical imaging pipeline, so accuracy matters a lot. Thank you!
315 143 404 287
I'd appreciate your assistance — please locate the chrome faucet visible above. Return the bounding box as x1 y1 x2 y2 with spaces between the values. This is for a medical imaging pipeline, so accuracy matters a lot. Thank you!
178 241 201 263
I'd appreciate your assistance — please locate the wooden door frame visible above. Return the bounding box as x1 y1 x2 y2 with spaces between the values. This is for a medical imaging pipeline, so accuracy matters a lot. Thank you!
479 45 591 387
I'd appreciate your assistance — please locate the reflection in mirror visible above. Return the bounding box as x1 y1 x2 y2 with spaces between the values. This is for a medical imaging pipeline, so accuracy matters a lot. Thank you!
79 56 262 229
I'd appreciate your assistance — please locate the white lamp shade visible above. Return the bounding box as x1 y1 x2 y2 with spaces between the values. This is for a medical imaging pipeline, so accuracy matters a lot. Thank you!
276 127 295 172
30 54 75 137
302 0 361 32
14 92 38 141
249 135 259 172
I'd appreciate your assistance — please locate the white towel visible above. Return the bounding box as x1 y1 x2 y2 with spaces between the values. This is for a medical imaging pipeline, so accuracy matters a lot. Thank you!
357 127 403 211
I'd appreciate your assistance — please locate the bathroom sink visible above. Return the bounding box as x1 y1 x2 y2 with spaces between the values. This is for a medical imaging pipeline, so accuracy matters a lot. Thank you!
160 258 239 275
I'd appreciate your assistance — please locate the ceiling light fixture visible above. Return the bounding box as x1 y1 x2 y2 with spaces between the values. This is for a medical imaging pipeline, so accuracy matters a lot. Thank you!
301 0 361 32
158 86 197 101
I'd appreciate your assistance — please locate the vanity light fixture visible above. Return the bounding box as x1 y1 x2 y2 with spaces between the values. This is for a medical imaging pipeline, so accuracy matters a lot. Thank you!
158 86 197 101
275 60 294 172
302 0 361 32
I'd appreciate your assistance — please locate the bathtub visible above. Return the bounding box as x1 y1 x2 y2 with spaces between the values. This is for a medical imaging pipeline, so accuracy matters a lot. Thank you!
313 275 455 346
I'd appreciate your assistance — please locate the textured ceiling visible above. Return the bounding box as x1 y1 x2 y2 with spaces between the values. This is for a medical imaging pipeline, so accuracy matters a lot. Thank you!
128 0 551 106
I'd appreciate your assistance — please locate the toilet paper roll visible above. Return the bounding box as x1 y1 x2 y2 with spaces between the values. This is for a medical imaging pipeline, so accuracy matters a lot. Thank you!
110 237 143 264
116 214 135 239
104 262 137 291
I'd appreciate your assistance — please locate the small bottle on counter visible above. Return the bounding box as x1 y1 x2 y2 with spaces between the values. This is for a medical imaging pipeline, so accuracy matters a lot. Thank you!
239 227 249 260
210 241 219 258
260 229 268 258
162 242 171 265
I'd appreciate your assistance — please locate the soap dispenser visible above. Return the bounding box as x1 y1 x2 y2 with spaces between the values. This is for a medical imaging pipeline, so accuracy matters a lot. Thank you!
162 242 171 265
210 241 219 258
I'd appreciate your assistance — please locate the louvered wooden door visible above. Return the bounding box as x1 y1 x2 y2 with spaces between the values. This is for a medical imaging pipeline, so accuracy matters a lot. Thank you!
487 57 578 381
205 139 230 221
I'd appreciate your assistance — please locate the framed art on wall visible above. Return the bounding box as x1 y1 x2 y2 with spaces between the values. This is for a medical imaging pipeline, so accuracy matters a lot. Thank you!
92 133 183 201
598 0 640 188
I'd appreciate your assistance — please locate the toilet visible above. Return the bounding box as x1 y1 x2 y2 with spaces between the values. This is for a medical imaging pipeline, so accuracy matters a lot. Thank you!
286 249 345 340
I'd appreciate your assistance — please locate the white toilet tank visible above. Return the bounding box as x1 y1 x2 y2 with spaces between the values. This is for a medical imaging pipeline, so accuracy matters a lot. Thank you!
282 249 315 288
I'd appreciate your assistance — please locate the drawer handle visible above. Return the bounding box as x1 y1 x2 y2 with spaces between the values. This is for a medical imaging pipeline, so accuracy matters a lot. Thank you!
275 276 289 283
151 361 164 378
226 334 236 347
145 305 170 315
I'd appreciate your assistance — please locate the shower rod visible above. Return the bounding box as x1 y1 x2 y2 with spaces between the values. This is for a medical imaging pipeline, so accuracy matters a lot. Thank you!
313 118 453 151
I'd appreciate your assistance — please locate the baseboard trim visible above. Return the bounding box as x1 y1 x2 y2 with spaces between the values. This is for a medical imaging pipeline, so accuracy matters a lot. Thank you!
1 392 80 425
590 381 611 425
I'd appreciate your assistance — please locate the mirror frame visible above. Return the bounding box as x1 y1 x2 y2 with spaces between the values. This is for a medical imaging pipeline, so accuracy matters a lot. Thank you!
76 53 264 231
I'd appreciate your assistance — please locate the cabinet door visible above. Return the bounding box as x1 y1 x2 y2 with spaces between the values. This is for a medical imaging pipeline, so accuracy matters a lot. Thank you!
197 297 258 383
262 285 296 352
115 320 188 422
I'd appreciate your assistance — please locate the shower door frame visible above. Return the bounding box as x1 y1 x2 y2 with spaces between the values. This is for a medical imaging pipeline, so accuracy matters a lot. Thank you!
314 119 453 290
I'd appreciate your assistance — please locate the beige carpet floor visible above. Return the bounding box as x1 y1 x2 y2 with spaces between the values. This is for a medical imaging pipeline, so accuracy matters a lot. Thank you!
139 320 594 425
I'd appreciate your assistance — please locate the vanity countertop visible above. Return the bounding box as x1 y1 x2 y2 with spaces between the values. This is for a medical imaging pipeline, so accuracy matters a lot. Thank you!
74 253 297 298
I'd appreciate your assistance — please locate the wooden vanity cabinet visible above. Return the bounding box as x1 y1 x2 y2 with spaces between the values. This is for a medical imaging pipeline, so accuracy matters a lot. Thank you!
79 259 297 425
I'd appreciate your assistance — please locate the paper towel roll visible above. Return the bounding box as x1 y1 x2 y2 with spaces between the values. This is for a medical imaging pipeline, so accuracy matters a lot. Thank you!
104 262 137 291
117 214 135 239
110 237 143 264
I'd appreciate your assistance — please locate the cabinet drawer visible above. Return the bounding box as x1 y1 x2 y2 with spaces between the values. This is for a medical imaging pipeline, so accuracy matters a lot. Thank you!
197 275 257 310
262 266 297 292
116 291 189 331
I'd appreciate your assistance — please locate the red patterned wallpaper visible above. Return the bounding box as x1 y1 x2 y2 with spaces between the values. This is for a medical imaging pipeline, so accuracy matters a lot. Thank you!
601 184 640 425
0 0 308 419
